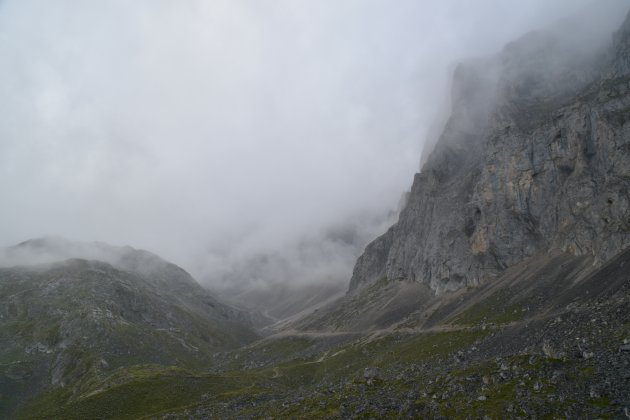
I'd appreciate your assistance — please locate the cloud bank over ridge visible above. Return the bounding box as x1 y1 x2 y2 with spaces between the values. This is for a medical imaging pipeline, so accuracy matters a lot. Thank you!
0 0 624 290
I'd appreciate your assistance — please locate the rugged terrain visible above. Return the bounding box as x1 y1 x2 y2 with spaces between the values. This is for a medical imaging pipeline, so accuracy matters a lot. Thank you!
3 6 630 420
14 248 629 419
0 238 258 417
349 7 630 294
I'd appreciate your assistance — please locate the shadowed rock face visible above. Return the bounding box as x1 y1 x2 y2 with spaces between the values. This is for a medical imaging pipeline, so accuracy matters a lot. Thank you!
350 11 630 294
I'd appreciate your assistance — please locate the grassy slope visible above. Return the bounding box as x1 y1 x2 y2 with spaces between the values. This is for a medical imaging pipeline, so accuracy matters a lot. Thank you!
18 329 490 419
13 249 630 418
20 317 629 419
0 260 258 418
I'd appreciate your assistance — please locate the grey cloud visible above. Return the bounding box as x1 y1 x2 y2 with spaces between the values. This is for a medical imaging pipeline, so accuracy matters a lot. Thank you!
0 0 625 292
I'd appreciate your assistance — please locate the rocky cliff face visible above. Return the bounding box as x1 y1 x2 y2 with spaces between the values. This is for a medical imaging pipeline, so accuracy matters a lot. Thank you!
350 11 630 294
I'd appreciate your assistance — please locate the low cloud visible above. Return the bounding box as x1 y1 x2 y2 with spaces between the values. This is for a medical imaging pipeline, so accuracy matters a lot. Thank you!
0 0 626 291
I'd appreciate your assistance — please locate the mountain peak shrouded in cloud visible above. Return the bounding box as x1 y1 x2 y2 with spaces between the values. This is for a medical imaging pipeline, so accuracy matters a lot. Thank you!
1 0 628 294
1 236 201 290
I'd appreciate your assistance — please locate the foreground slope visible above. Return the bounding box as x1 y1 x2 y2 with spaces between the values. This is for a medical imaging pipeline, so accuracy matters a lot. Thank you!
0 239 258 418
22 248 629 418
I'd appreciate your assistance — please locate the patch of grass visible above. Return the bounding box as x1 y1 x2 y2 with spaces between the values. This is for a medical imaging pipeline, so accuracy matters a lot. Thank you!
220 336 316 371
440 380 518 418
385 330 487 363
440 354 601 417
449 289 525 326
590 396 611 409
249 337 315 359
267 329 489 390
19 367 263 420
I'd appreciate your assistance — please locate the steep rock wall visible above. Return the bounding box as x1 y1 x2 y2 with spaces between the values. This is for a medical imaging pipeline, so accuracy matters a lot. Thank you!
350 11 630 293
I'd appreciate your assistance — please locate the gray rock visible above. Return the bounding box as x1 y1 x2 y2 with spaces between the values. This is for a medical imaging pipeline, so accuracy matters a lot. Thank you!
350 10 630 295
364 367 380 379
364 367 380 385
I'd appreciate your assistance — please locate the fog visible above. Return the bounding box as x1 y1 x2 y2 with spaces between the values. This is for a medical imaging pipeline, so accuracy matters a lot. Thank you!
0 0 626 292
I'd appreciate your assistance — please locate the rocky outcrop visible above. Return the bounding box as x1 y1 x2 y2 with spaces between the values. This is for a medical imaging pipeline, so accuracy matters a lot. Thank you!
350 11 630 293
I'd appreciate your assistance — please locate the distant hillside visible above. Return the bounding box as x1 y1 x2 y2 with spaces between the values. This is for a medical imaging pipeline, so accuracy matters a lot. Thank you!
0 238 258 418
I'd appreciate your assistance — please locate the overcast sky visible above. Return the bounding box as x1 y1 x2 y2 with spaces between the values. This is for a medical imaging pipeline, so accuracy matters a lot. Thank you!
0 0 625 289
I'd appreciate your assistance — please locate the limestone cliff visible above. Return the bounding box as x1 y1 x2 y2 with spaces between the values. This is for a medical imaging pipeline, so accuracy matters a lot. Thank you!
349 11 630 293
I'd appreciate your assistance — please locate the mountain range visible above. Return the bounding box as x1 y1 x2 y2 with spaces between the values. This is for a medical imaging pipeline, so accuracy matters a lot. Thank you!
3 6 630 420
